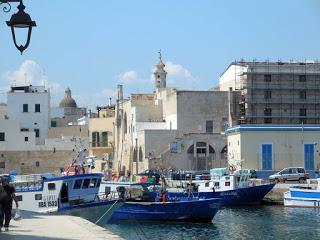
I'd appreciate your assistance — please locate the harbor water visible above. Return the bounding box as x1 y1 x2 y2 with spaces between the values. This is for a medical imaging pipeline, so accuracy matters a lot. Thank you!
103 206 320 240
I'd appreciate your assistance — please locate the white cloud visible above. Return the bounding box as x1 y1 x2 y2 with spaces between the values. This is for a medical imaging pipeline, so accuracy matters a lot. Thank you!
164 61 196 85
117 70 138 84
2 60 62 93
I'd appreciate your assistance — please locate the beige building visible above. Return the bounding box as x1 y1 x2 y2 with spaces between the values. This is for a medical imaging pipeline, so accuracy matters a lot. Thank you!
226 125 320 171
88 105 115 172
114 54 231 175
220 60 320 125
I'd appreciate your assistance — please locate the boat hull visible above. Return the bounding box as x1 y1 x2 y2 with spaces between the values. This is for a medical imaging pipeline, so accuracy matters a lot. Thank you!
58 200 123 225
168 183 275 206
284 187 320 207
110 198 220 223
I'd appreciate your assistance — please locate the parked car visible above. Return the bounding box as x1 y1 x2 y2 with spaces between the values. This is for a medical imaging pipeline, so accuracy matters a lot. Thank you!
269 167 309 183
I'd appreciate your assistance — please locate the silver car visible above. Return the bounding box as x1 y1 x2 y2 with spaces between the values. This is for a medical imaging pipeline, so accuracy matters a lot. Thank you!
269 167 309 183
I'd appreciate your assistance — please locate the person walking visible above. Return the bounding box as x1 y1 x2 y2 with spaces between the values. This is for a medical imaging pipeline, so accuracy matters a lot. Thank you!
0 177 18 232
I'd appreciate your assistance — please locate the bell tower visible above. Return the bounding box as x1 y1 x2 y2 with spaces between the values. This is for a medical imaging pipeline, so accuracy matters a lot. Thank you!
154 50 167 89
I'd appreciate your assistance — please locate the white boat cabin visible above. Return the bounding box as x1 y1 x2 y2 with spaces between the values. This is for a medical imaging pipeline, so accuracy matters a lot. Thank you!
12 173 103 213
198 168 253 192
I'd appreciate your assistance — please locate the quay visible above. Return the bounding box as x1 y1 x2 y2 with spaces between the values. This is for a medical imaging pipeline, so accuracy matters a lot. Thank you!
2 212 122 240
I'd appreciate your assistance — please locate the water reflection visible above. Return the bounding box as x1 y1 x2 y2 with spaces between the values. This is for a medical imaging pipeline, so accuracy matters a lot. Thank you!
104 206 320 240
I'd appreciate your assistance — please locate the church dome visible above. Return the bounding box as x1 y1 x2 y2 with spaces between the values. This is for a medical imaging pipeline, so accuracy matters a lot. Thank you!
59 87 77 108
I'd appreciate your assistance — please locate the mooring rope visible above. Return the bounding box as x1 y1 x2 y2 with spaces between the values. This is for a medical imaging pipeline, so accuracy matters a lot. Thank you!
95 199 119 224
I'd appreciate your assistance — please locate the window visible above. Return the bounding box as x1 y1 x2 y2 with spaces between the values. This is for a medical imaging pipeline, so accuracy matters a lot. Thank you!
0 132 5 141
16 195 23 201
299 91 306 99
214 182 220 187
299 75 306 82
73 179 83 189
205 182 209 187
298 168 305 173
90 178 97 188
264 74 271 82
35 104 40 112
34 129 40 138
35 194 42 200
0 162 5 169
264 90 272 99
101 132 108 147
48 183 56 190
92 132 99 147
300 108 307 116
264 108 272 116
25 137 28 142
225 182 231 186
96 179 101 188
21 128 29 132
206 120 213 133
51 121 57 128
36 161 40 167
23 104 28 112
82 179 90 189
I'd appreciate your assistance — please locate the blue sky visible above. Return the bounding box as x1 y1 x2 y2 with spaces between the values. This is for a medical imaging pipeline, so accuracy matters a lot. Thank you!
0 0 320 109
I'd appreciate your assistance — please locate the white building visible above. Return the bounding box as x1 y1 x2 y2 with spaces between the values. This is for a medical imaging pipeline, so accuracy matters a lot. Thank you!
7 86 50 145
226 125 320 171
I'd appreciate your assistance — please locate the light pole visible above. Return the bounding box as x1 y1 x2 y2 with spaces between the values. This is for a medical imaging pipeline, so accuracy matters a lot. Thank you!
1 0 36 54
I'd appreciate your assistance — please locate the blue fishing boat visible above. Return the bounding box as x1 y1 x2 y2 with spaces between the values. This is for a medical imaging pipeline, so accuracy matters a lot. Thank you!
167 168 275 206
101 182 220 223
284 179 320 207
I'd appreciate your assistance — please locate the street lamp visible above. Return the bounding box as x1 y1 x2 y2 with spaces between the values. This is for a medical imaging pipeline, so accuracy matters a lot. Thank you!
1 0 36 54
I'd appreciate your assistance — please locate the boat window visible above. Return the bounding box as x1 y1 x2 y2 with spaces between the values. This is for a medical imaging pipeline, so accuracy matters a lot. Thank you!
48 183 56 190
35 194 42 200
214 182 220 187
73 179 83 189
96 178 101 188
82 179 90 189
16 195 23 201
90 178 97 188
225 177 230 180
225 182 230 186
205 182 209 187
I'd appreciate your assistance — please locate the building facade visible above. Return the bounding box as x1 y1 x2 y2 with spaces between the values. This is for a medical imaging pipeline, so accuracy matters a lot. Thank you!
7 85 50 145
0 85 89 174
220 61 320 125
114 55 230 174
226 125 320 171
88 105 115 171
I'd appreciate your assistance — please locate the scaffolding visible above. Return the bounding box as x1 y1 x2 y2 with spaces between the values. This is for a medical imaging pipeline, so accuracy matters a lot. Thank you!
236 60 320 124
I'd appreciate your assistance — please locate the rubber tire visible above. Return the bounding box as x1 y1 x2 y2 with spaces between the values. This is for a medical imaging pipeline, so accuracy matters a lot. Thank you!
298 178 305 183
275 178 280 183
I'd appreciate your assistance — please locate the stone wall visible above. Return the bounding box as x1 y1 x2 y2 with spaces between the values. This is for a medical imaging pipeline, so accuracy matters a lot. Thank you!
0 150 77 175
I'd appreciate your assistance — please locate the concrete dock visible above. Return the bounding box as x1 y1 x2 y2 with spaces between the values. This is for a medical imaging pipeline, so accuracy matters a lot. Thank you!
1 212 123 240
